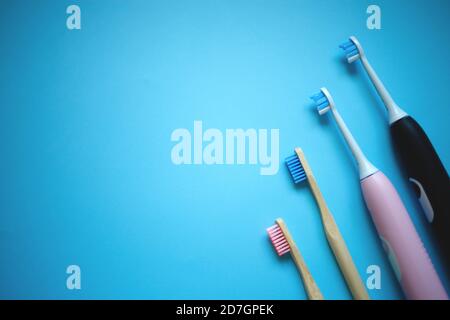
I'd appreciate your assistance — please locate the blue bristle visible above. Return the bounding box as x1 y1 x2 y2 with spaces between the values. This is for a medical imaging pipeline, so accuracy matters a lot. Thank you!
285 154 306 184
346 47 358 54
310 91 325 102
339 39 359 59
315 96 327 104
317 100 329 109
310 90 329 113
339 40 354 49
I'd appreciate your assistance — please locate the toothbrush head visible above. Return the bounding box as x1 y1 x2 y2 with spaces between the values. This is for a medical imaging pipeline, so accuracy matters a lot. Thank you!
267 222 290 256
285 152 306 184
339 36 364 63
310 87 335 116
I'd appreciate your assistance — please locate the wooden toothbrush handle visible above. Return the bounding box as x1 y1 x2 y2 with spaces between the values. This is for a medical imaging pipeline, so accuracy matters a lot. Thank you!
309 178 369 300
324 215 369 300
290 243 324 300
294 148 369 300
276 219 324 300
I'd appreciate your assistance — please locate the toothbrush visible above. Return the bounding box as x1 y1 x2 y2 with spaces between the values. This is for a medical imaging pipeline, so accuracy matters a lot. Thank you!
285 148 369 300
267 218 323 300
340 36 450 270
311 87 447 300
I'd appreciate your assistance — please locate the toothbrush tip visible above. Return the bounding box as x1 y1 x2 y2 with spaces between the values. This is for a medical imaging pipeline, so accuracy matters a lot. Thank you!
285 153 306 184
310 89 331 115
267 224 290 256
339 37 360 63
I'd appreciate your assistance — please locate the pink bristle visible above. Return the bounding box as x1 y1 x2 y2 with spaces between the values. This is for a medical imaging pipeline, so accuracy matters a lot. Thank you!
267 224 290 256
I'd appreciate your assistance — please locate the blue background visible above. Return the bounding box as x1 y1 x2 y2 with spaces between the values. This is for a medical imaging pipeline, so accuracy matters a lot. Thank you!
0 0 449 299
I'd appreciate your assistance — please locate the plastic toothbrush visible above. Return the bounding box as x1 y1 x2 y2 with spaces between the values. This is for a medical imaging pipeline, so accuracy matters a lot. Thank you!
340 36 450 271
311 87 447 300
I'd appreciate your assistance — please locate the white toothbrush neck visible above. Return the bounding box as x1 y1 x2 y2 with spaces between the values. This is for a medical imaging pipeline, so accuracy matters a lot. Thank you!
331 107 378 180
360 56 408 124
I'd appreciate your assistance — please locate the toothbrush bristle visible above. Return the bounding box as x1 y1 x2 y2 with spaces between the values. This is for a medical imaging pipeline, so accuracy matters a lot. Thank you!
339 39 360 63
267 224 290 256
285 154 306 184
310 90 330 115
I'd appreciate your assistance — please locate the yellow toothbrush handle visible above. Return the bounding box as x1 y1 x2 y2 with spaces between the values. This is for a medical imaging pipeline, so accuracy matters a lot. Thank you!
295 148 369 300
276 218 324 300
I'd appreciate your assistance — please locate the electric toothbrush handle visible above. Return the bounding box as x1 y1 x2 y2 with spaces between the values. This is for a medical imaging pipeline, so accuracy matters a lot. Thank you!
390 116 450 268
360 171 448 300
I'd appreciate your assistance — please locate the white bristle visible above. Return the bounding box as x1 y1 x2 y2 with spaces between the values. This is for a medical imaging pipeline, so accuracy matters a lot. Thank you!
318 106 330 115
348 54 360 63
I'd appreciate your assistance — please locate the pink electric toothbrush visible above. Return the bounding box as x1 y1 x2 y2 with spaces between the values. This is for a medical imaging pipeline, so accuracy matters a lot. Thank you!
311 87 447 300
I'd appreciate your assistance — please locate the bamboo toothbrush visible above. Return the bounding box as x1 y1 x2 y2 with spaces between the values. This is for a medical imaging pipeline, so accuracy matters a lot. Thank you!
311 87 447 300
340 36 450 270
267 218 323 300
285 147 369 300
